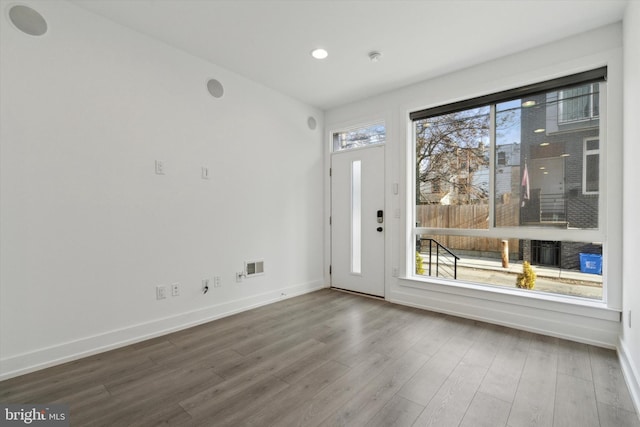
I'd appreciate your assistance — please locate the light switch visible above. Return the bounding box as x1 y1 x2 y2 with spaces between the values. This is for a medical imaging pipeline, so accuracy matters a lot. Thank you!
201 167 209 179
155 160 165 175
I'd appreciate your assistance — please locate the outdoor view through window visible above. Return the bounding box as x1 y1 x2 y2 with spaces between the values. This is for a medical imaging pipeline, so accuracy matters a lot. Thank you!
414 81 603 300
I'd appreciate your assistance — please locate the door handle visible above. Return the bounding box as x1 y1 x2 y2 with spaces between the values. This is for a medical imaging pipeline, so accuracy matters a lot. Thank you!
377 227 383 232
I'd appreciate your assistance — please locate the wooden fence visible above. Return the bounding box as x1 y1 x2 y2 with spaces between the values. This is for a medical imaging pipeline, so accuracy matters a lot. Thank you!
416 202 520 256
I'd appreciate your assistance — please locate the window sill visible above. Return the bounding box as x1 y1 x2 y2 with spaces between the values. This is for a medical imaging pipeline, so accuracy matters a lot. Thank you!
398 275 620 322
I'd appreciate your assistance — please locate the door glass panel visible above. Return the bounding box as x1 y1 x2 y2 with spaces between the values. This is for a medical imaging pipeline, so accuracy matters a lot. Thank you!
351 160 362 274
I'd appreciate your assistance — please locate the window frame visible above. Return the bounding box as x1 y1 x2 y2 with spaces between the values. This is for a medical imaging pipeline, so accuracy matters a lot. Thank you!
410 69 607 302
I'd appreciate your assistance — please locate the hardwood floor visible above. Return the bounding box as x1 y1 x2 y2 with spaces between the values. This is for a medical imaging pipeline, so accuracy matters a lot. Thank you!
1 289 638 426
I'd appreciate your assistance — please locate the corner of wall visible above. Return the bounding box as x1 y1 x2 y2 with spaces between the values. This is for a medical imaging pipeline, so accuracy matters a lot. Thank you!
620 0 640 415
619 337 640 415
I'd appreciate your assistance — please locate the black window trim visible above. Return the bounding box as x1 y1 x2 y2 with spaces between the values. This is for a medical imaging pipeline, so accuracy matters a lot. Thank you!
409 67 607 121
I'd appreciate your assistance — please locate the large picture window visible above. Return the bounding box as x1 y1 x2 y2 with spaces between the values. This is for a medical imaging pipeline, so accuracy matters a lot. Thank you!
412 69 606 300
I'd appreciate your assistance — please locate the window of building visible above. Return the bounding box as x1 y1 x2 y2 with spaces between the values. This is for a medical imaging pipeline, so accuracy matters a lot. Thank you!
411 68 606 301
584 138 599 194
558 83 599 123
332 123 385 152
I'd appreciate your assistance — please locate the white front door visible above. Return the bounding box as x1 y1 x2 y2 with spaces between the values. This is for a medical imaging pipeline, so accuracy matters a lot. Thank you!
331 145 385 297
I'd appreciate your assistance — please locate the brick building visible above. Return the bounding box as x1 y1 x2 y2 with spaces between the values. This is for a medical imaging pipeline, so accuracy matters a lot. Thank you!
519 85 602 270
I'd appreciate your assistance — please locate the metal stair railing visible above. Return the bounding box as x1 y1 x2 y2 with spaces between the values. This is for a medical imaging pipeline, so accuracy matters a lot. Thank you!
422 238 461 280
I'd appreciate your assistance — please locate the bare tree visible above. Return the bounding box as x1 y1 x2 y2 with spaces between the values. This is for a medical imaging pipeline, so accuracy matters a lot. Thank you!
415 108 490 205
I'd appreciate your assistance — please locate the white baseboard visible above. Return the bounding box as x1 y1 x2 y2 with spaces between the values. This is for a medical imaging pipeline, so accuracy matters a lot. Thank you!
618 338 640 416
0 280 326 381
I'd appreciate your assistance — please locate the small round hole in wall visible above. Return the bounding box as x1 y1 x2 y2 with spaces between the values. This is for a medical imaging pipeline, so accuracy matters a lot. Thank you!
307 116 317 130
8 5 47 36
206 79 224 98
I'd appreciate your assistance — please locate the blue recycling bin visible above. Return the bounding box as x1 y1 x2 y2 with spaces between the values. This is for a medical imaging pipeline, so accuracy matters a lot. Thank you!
580 253 602 275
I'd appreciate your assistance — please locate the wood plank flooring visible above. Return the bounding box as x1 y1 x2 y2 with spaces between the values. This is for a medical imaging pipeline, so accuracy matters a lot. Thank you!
1 289 638 426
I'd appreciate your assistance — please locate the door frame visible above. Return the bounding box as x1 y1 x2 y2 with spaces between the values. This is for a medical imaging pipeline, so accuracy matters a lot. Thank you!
323 118 391 299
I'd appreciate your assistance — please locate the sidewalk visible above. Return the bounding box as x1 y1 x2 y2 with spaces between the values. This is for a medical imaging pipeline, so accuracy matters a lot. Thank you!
420 254 603 300
456 256 602 284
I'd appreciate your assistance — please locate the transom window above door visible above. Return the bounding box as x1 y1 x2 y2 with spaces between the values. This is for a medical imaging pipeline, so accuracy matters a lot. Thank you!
332 123 385 152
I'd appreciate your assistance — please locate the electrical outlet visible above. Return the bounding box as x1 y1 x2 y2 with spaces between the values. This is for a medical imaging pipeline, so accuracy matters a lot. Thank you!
214 276 221 288
156 285 167 300
392 267 399 277
172 283 180 297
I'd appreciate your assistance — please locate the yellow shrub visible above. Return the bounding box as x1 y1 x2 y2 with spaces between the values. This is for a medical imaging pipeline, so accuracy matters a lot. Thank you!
416 252 425 275
516 261 536 289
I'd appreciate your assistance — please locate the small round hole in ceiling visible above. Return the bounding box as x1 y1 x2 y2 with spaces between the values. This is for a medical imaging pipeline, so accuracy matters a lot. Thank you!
307 116 317 130
8 5 47 36
206 78 224 98
368 51 382 62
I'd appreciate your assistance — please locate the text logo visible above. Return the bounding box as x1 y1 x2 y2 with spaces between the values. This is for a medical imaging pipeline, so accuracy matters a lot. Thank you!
0 405 69 426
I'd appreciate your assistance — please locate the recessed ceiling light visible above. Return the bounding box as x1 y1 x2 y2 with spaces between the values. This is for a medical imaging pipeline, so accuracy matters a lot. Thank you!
540 142 550 146
561 153 571 157
522 100 536 107
534 128 545 133
311 48 328 59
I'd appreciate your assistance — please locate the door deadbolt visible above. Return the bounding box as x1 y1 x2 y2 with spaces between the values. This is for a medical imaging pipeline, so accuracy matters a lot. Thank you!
377 227 383 232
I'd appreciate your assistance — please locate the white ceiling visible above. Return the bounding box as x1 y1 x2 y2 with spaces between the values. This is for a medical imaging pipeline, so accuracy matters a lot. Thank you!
71 0 628 110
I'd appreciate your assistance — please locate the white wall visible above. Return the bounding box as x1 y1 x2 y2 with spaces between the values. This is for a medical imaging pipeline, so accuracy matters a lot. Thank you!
325 23 624 348
0 0 324 379
619 0 640 412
